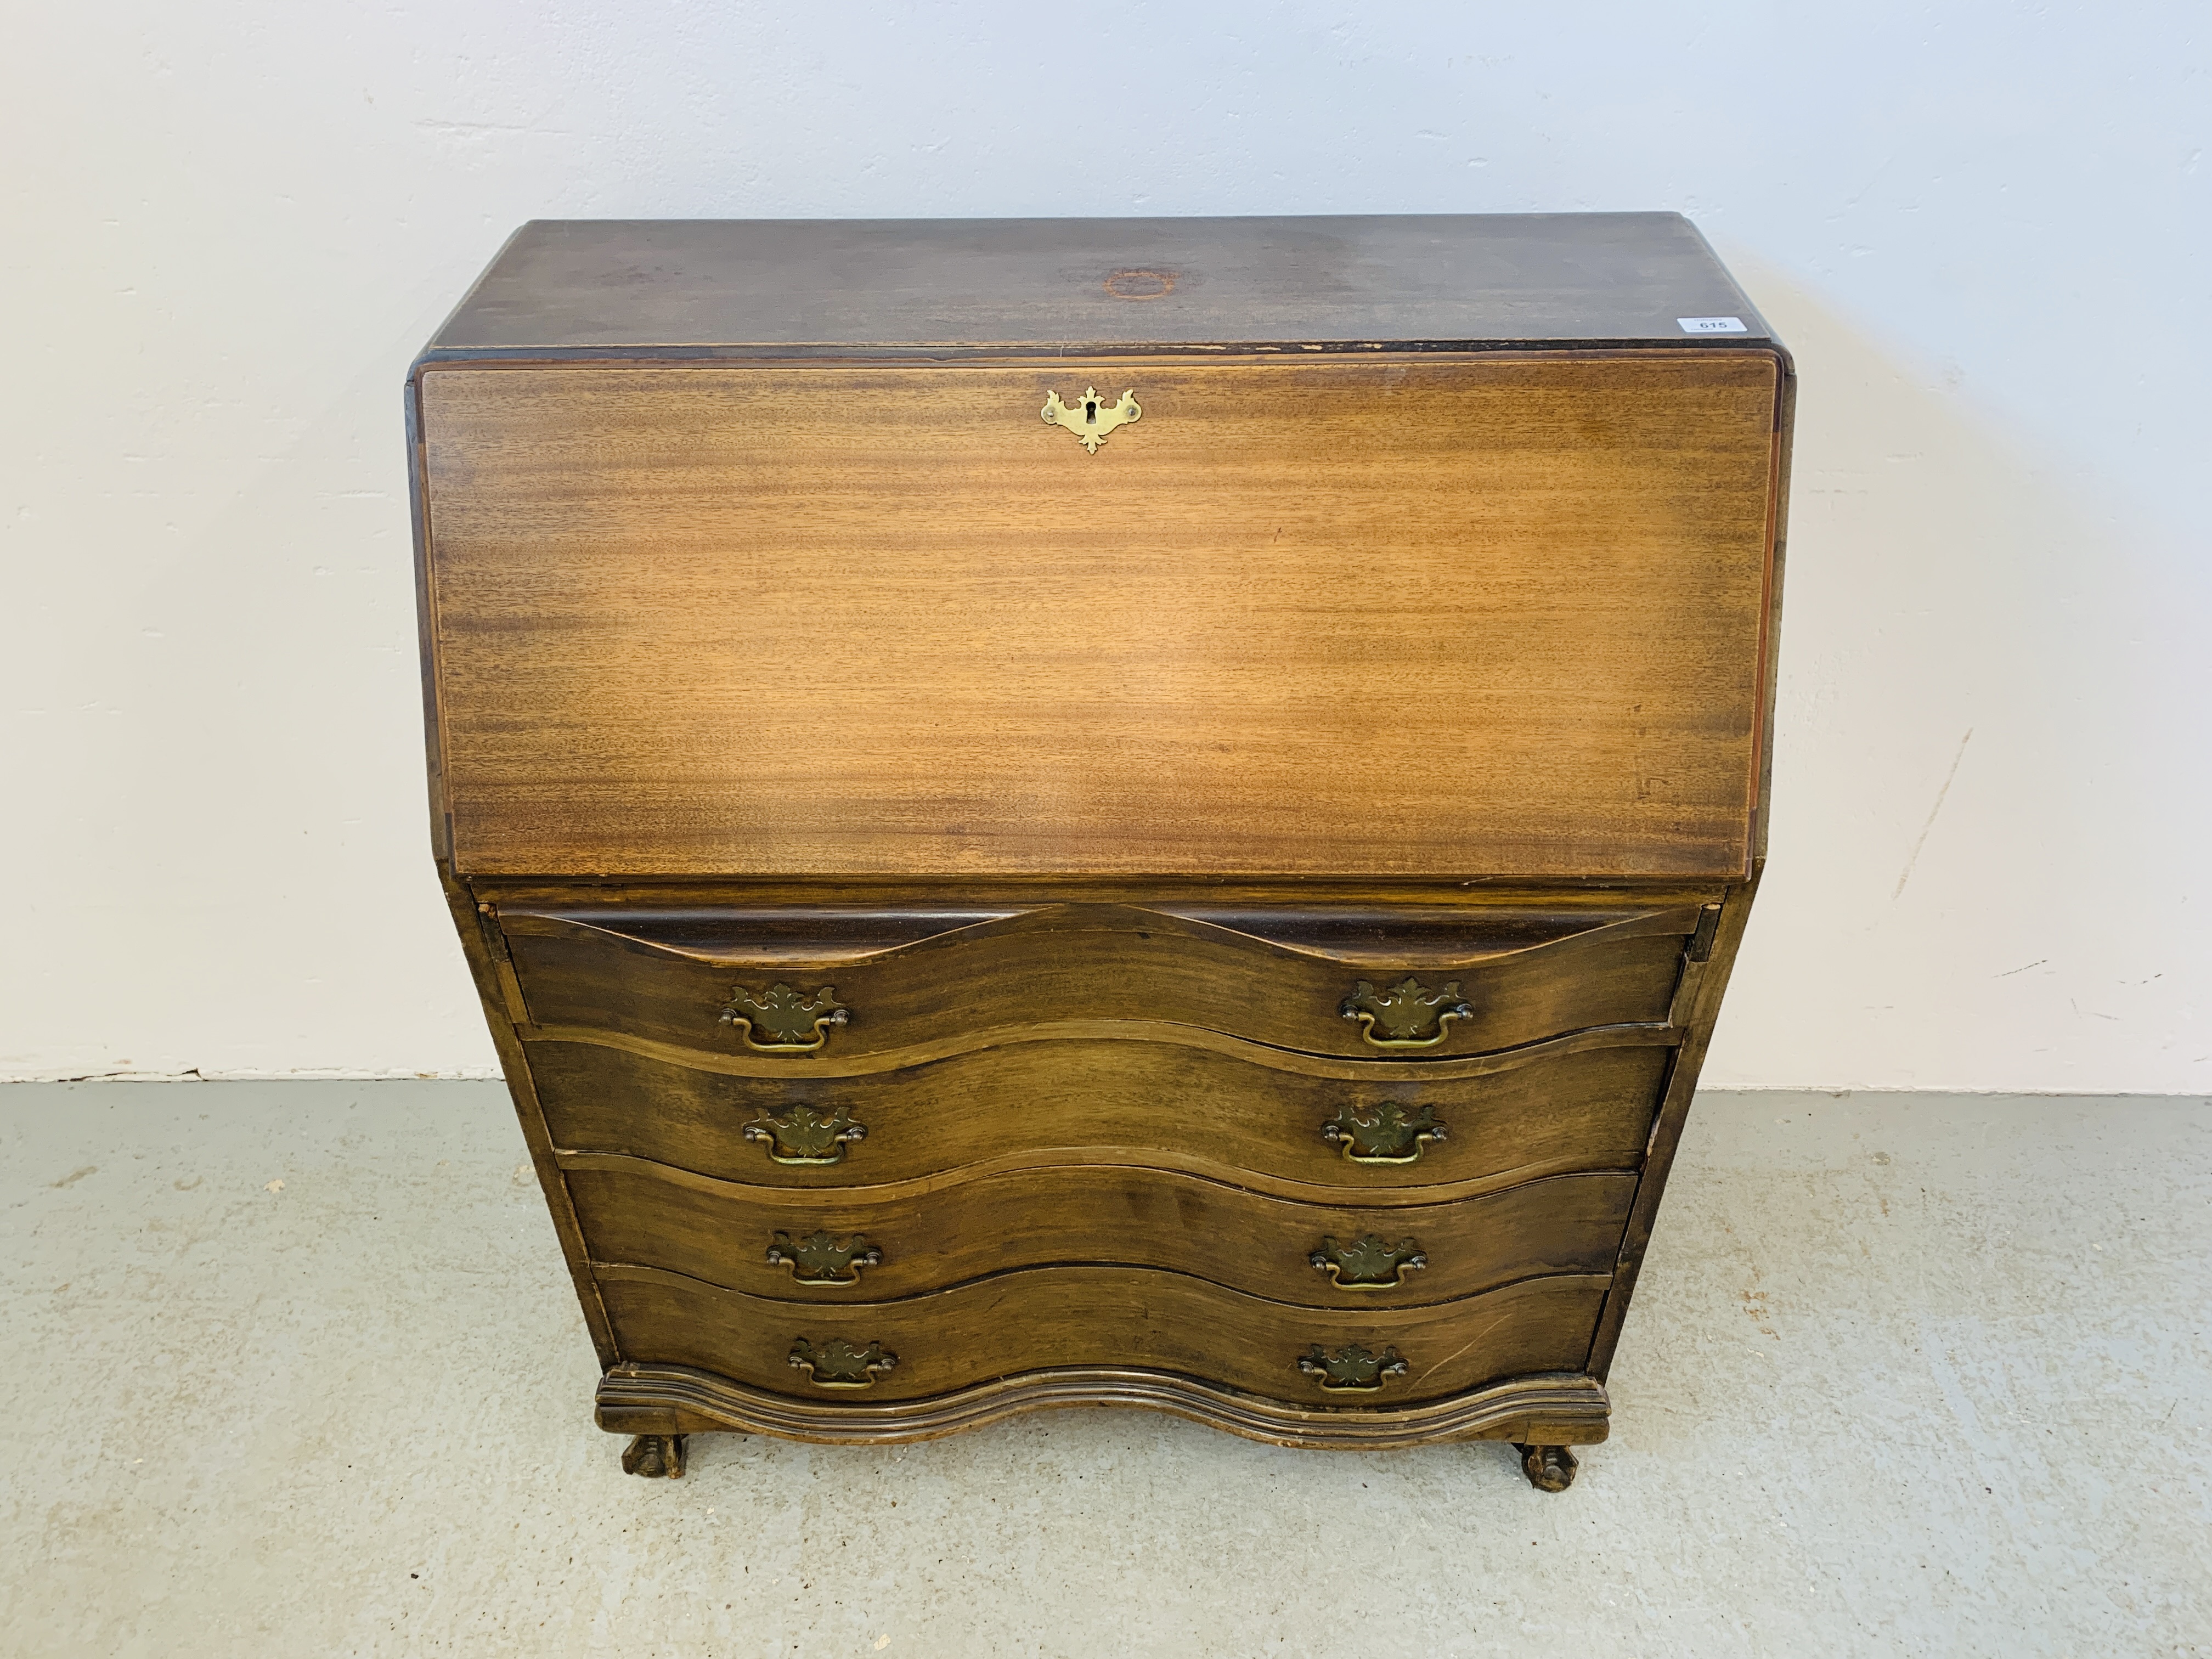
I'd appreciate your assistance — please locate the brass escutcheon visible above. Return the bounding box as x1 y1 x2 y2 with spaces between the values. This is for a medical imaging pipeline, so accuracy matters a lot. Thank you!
1041 386 1141 453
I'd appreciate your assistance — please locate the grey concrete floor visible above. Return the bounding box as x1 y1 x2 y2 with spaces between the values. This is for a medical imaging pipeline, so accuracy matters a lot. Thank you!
2 1084 2206 1658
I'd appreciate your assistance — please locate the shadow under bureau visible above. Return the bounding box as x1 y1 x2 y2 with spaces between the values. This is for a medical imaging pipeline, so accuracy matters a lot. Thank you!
407 213 1793 1491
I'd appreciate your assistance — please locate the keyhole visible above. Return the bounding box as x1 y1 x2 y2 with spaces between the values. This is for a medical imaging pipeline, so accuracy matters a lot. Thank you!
1085 398 1098 424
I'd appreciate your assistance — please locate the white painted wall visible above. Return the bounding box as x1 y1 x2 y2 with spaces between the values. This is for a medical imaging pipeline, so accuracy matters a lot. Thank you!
3 2 2206 1090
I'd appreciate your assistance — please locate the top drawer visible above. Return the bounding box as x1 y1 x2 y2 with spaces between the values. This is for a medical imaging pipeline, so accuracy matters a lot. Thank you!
495 901 1703 1063
416 353 1780 880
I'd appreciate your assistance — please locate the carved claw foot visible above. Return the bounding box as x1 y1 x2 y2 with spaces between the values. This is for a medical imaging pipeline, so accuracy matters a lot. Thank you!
621 1434 688 1479
1514 1442 1578 1492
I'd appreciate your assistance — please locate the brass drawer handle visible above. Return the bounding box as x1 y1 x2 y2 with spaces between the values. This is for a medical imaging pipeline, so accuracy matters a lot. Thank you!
743 1103 866 1165
1310 1234 1427 1289
720 983 849 1054
1340 977 1472 1048
766 1229 883 1286
1321 1102 1447 1165
790 1337 898 1389
1041 385 1141 453
1297 1342 1409 1393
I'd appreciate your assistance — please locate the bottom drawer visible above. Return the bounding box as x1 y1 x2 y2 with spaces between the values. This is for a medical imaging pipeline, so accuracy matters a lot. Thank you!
596 1262 1609 1406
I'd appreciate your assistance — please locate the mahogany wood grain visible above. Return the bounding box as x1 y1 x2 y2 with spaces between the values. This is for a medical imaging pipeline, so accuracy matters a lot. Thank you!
498 900 1696 1063
565 1158 1638 1308
528 1031 1671 1196
471 876 1732 913
434 872 618 1367
428 214 1772 355
595 1261 1612 1405
1585 868 1765 1379
419 353 1779 879
411 217 1795 1470
595 1361 1613 1451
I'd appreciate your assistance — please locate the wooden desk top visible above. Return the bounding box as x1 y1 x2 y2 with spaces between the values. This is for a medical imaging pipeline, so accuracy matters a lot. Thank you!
423 213 1778 359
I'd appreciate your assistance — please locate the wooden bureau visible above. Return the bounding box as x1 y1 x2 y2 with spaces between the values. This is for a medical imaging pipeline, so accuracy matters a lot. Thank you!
408 214 1792 1491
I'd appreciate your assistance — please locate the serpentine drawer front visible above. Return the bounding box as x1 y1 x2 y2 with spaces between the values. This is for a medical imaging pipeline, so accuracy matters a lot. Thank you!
562 1160 1642 1307
495 902 1702 1063
412 214 1791 1488
524 1035 1674 1194
594 1265 1614 1406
